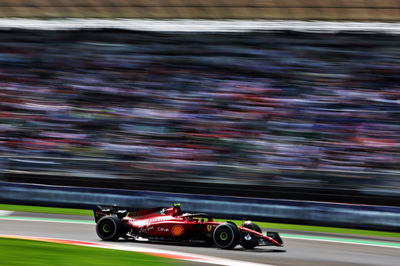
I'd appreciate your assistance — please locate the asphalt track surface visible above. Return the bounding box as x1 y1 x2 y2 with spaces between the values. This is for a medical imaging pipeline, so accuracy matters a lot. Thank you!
0 215 399 266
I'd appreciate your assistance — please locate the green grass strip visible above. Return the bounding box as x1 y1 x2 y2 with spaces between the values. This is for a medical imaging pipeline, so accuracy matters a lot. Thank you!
0 237 180 266
0 216 94 224
1 203 399 239
0 204 92 216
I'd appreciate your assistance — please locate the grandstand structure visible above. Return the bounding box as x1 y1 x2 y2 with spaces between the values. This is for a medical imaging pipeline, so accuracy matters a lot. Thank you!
0 0 399 20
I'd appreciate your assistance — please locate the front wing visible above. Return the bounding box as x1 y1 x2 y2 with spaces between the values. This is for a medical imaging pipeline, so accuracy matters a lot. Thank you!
239 226 284 247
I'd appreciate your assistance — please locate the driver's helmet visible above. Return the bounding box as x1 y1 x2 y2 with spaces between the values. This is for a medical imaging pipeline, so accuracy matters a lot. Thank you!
172 203 182 216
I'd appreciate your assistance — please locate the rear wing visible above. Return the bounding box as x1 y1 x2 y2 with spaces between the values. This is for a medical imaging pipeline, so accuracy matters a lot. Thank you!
93 205 164 223
93 205 127 223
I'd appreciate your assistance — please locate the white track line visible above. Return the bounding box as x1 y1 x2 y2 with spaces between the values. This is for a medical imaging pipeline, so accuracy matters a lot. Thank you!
282 235 400 249
0 210 13 216
108 242 274 266
1 19 400 33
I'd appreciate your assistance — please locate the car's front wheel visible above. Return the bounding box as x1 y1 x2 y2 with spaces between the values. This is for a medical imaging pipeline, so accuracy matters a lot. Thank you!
213 223 240 249
96 216 122 241
240 222 262 249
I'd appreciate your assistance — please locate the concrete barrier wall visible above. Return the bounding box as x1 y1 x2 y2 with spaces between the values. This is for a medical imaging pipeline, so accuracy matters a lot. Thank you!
0 0 399 20
1 181 399 231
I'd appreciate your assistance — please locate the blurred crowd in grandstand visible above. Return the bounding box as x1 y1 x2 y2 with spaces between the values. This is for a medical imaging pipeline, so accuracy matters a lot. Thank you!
0 30 399 189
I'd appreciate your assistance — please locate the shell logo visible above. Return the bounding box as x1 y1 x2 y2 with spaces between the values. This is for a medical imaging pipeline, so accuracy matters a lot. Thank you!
171 225 185 237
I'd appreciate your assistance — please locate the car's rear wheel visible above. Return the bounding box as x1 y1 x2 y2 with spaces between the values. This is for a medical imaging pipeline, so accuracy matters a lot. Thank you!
213 223 240 249
96 216 122 241
240 222 262 249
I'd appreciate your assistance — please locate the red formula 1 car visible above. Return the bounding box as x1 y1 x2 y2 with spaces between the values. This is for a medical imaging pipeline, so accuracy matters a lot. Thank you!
94 204 283 249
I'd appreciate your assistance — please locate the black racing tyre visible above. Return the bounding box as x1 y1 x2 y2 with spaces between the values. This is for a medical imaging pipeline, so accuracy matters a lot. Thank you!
213 223 240 249
96 216 122 241
240 222 262 249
